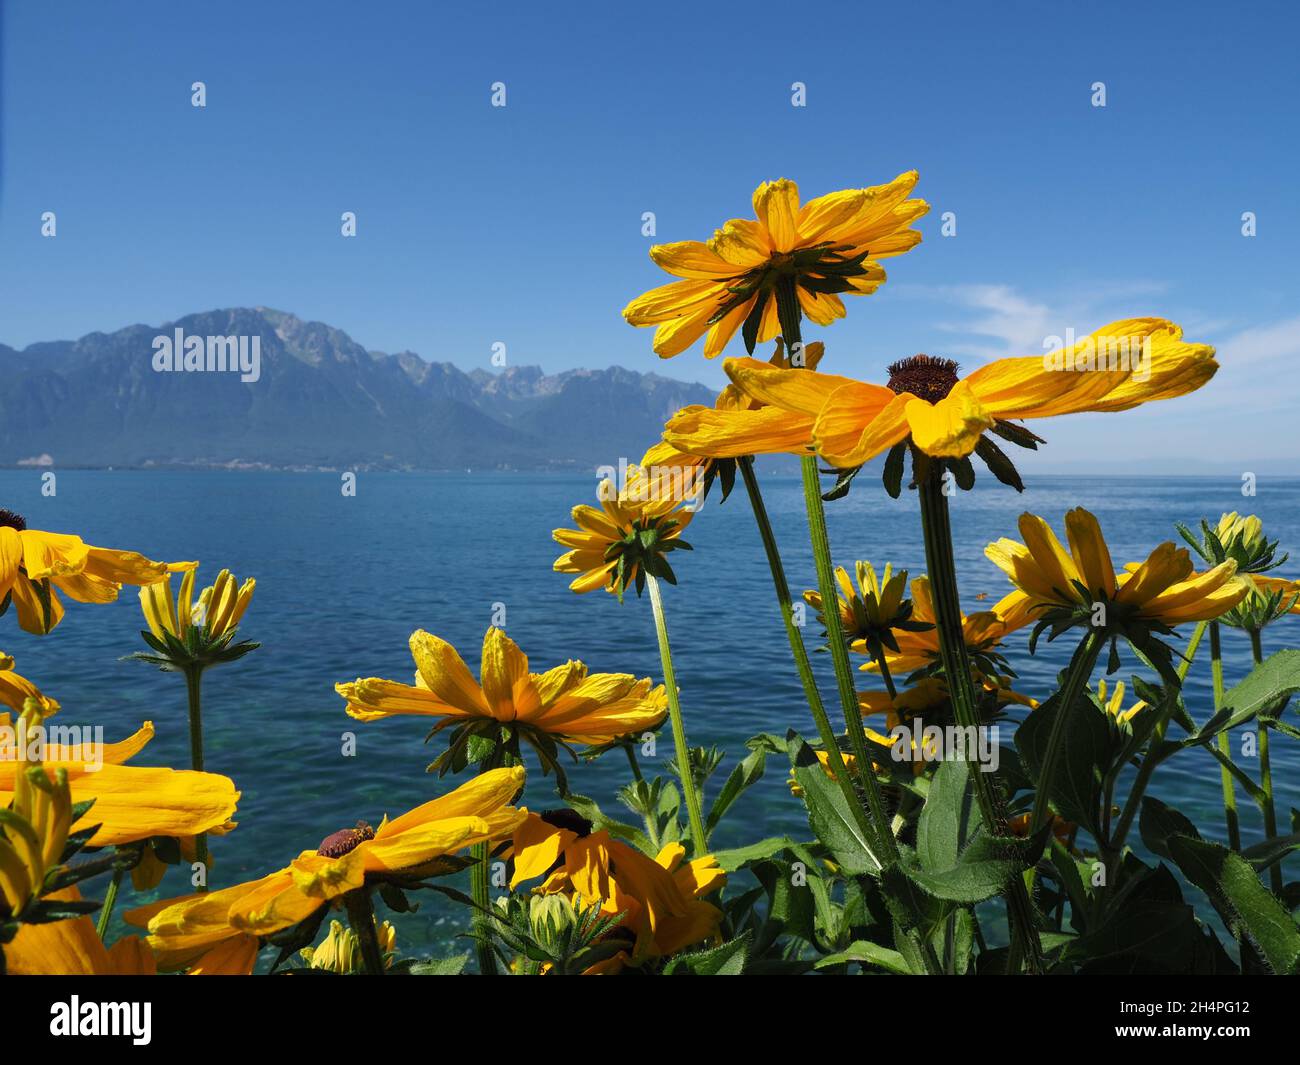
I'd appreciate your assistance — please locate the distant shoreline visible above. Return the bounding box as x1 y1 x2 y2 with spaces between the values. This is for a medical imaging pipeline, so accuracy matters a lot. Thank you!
2 464 1296 481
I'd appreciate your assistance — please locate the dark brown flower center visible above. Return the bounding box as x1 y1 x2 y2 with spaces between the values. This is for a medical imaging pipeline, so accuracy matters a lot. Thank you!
540 808 593 838
0 508 27 531
886 355 960 404
317 821 375 858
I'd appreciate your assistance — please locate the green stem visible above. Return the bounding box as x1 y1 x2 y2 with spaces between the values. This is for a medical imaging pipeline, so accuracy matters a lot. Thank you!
1210 623 1242 851
1250 628 1283 895
623 741 644 782
343 888 386 975
1030 629 1106 834
801 457 898 849
737 456 882 853
752 290 939 975
771 277 896 859
915 463 1042 974
96 865 124 941
471 840 497 975
1110 620 1207 851
646 572 710 856
182 665 210 888
875 649 900 701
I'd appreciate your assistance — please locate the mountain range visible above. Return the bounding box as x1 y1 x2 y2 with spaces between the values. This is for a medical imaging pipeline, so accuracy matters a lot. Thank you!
0 308 717 470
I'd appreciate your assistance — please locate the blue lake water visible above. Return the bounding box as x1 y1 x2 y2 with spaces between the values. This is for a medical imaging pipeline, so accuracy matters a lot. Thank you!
3 468 1297 957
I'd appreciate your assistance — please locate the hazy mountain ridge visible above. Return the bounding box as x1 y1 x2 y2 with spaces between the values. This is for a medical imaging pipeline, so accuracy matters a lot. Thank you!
0 308 716 470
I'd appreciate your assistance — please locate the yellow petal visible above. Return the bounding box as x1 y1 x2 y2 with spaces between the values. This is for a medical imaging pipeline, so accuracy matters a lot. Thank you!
664 404 813 459
814 384 907 466
1064 508 1117 599
409 630 489 716
752 178 801 252
904 382 995 459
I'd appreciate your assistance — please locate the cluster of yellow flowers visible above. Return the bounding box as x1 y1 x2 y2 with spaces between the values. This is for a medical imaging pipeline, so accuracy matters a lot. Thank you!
4 170 1297 979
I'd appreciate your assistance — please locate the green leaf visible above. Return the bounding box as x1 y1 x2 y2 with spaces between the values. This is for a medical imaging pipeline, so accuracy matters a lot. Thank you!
887 835 1027 905
786 731 881 875
750 855 818 947
815 940 911 974
706 745 767 833
1167 834 1300 975
409 954 471 976
1014 685 1109 836
1072 900 1209 975
1241 832 1300 874
711 836 801 872
1191 649 1300 743
916 758 977 873
664 930 751 975
1138 796 1199 862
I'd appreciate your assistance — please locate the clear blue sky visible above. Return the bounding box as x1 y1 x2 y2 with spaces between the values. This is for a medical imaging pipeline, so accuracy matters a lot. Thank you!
2 0 1297 469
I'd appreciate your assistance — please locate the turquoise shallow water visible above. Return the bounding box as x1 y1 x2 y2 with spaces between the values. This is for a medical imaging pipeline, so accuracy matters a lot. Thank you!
2 468 1297 957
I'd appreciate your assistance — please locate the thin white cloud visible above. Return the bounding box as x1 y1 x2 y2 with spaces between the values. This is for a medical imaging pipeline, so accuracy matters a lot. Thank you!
890 280 1178 363
1216 315 1300 366
883 283 1300 464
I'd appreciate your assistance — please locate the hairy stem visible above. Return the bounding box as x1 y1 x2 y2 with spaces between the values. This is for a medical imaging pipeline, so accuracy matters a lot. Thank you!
1030 629 1105 834
1210 623 1242 850
646 572 710 856
183 665 211 889
1110 620 1207 851
915 463 1042 974
738 455 881 852
471 840 497 975
343 888 386 976
1250 628 1283 895
95 865 124 941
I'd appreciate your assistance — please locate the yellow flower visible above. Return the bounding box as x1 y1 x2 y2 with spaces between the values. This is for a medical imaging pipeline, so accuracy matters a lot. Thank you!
552 463 697 596
719 319 1216 467
856 575 1034 679
1244 575 1300 615
0 757 73 920
126 767 528 972
4 888 156 974
623 173 927 358
788 743 893 794
1215 512 1264 554
1176 512 1298 627
804 561 911 644
0 708 241 848
985 508 1249 627
1096 679 1145 724
661 339 827 461
510 811 725 970
140 563 255 643
0 510 168 634
301 918 396 973
337 626 666 750
0 653 59 716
